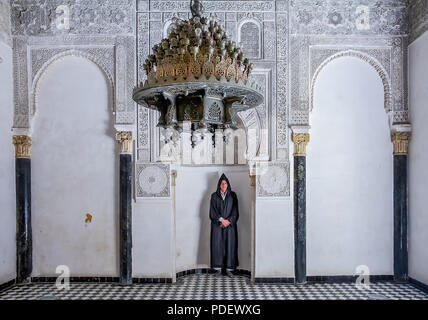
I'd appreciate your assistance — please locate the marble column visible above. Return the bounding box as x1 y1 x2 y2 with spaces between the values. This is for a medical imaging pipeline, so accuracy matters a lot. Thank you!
116 131 133 285
12 135 32 283
292 132 310 284
391 130 411 282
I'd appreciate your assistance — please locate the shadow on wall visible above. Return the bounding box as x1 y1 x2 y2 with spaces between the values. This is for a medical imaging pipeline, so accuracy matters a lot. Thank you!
197 171 219 267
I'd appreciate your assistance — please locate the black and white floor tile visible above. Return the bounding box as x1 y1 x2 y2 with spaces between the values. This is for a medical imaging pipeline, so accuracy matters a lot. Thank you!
0 274 427 300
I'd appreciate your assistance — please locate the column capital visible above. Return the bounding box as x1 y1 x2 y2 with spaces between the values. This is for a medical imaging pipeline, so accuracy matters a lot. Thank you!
292 133 310 157
116 131 133 154
290 125 311 135
391 131 411 155
12 135 32 159
249 173 256 187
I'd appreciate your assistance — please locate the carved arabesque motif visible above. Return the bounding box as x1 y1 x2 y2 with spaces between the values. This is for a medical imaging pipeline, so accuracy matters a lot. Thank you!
12 35 135 129
256 161 290 197
136 2 288 168
289 35 408 126
408 0 428 43
10 0 134 36
136 163 171 197
309 49 393 113
9 1 412 198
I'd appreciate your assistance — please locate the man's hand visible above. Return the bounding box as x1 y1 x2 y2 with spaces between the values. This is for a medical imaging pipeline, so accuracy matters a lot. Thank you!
221 219 231 228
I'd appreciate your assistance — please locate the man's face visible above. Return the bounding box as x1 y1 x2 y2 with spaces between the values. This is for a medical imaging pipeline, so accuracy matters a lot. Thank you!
220 180 228 193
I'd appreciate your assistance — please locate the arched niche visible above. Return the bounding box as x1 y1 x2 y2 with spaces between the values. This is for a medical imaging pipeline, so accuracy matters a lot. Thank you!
238 19 262 60
306 56 393 276
31 50 115 121
309 50 392 114
31 55 118 277
163 19 175 39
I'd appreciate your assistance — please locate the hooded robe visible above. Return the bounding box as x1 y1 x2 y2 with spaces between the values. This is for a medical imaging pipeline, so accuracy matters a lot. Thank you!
209 173 239 270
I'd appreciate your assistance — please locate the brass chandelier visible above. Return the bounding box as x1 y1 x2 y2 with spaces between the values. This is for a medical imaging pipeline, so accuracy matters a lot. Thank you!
132 0 263 148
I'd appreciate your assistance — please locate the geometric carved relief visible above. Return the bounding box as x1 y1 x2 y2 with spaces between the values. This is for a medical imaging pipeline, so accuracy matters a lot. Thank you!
135 1 292 197
12 35 135 129
289 0 408 36
256 161 290 197
8 0 411 198
289 35 408 127
137 105 150 162
136 163 170 198
137 1 291 166
275 10 288 161
408 0 428 43
10 0 134 36
309 48 393 113
0 1 11 47
31 47 115 116
239 20 262 60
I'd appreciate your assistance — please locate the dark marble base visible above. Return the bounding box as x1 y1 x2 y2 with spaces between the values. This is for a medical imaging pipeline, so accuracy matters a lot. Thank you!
31 277 120 283
307 275 394 283
254 275 394 284
134 278 172 284
30 276 170 284
409 277 428 294
393 155 408 281
22 269 252 285
0 279 16 293
3 274 403 289
15 158 32 283
254 277 294 284
176 268 251 279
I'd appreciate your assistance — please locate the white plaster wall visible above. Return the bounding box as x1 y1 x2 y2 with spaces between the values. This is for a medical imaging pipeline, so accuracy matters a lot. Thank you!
0 42 16 284
174 166 251 272
408 30 428 286
32 56 118 277
307 56 393 276
133 199 173 277
255 197 294 278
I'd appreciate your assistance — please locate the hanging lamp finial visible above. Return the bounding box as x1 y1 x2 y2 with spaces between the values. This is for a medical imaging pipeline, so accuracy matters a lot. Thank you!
190 0 204 18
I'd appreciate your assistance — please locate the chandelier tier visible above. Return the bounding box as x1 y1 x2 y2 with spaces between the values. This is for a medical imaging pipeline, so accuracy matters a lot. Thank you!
132 0 263 146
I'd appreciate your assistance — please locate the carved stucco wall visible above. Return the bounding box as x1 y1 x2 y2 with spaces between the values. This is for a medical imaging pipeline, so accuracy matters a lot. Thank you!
10 0 136 129
0 0 11 47
408 0 428 43
136 1 287 168
9 0 412 198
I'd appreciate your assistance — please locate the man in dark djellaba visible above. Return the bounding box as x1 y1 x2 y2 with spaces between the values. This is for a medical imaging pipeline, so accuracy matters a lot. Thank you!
209 173 239 277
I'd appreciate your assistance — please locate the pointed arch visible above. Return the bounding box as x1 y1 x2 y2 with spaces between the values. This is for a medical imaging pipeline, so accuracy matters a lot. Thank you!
309 50 392 114
31 50 115 119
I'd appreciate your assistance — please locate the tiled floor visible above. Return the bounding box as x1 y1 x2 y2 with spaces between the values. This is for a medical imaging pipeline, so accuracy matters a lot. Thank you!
0 274 427 300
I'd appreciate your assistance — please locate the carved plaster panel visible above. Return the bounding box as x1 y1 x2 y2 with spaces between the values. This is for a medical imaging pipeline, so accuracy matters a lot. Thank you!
10 0 135 36
289 0 408 36
137 1 289 164
145 1 276 13
289 35 408 126
256 161 290 197
408 0 428 43
9 0 412 199
0 0 11 47
12 35 135 129
136 163 171 197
